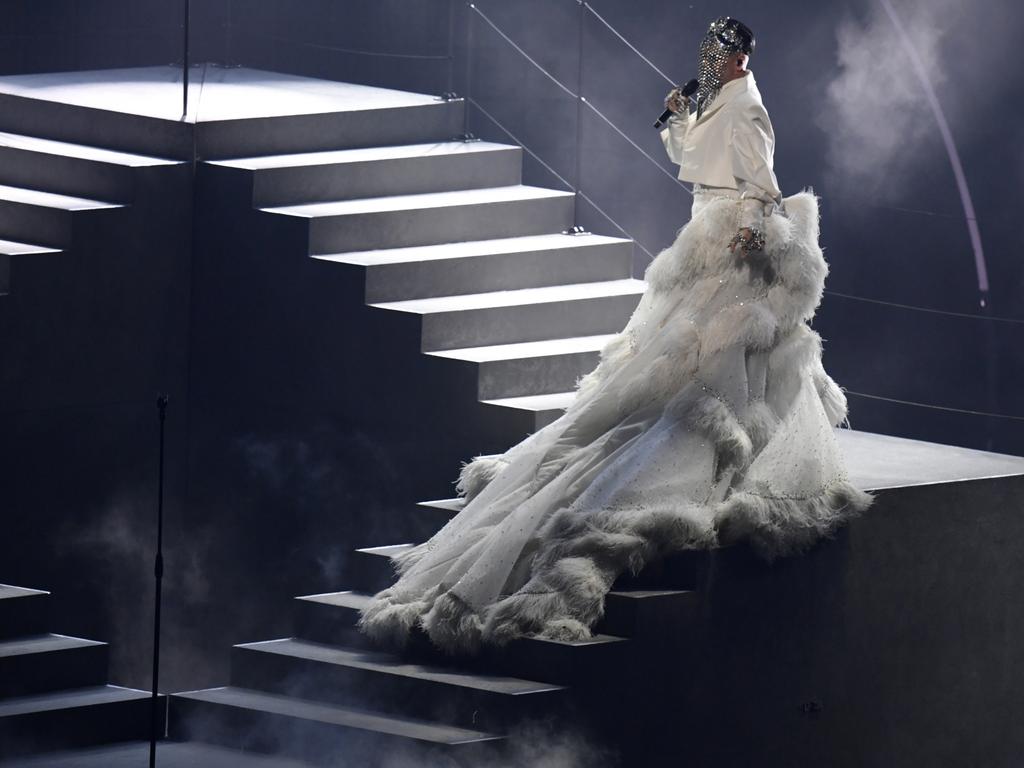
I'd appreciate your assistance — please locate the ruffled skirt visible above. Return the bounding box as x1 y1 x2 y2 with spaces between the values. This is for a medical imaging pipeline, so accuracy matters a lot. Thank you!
357 188 873 654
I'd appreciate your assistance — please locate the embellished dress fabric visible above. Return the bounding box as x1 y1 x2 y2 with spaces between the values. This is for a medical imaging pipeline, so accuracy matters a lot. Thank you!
358 72 873 655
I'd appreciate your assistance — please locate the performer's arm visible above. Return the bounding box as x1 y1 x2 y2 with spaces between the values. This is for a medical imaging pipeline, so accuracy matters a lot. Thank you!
659 89 692 165
737 179 778 231
729 108 782 252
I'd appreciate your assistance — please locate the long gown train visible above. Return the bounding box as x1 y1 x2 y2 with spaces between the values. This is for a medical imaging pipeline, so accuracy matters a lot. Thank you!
358 187 874 654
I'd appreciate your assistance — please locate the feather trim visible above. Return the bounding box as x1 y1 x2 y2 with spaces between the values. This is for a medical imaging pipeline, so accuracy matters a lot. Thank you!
668 389 753 473
814 368 849 428
714 479 873 562
356 584 441 650
741 399 781 455
392 542 428 576
421 591 484 655
455 454 510 502
357 189 867 655
699 301 777 358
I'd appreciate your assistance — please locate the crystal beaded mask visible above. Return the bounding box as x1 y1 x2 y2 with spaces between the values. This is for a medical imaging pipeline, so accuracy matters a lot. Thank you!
695 17 755 119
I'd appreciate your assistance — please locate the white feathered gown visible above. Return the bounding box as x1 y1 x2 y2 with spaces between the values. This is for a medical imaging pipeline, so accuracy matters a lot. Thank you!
358 188 873 654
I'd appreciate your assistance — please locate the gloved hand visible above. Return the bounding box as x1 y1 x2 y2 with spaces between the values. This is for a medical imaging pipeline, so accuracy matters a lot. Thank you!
664 87 689 115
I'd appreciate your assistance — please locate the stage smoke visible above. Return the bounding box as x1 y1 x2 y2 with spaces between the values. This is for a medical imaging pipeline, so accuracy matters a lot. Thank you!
817 0 1019 206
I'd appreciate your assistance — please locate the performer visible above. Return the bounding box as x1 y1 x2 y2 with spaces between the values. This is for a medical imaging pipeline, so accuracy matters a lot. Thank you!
359 17 872 654
661 17 783 264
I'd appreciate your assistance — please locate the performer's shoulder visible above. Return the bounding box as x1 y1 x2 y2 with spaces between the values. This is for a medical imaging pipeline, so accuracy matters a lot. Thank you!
734 89 769 115
727 92 772 130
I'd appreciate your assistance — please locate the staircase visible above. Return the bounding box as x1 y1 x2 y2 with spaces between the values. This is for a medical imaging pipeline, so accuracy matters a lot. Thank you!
0 67 665 764
168 510 706 765
0 584 162 760
164 77 708 765
0 128 181 297
207 133 644 432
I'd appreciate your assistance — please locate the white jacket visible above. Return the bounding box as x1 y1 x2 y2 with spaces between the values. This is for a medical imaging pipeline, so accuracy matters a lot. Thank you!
660 69 782 229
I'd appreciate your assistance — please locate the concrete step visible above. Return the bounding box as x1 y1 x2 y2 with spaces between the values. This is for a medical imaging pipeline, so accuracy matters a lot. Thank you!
613 548 711 592
294 592 377 651
0 238 63 296
293 591 629 687
0 89 193 159
480 390 577 431
198 97 464 160
0 585 50 640
0 131 179 203
345 499 460 556
429 334 614 399
373 278 645 352
0 685 159 759
264 184 575 254
230 639 566 733
317 232 634 302
0 183 123 248
415 498 464 536
0 239 63 256
349 544 416 594
0 634 109 698
598 589 700 638
216 140 523 207
170 686 502 766
379 498 463 545
0 66 465 160
354 499 463 550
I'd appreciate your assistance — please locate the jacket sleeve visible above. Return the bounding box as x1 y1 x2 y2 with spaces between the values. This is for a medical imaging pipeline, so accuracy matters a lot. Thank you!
659 110 692 166
730 105 782 230
736 183 776 231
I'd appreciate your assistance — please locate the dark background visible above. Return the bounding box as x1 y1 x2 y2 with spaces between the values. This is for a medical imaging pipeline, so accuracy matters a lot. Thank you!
1 0 1021 702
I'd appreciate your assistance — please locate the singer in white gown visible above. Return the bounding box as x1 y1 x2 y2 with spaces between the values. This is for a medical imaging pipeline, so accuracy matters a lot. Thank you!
358 24 873 654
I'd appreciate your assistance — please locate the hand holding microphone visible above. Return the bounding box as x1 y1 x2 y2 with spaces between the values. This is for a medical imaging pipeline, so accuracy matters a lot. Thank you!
654 78 699 128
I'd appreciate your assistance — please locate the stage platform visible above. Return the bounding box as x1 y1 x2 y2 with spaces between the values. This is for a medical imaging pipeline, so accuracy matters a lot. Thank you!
839 428 1024 491
0 64 439 124
0 65 460 158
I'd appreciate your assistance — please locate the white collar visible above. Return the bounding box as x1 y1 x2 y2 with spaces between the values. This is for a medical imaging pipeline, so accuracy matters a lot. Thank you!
697 69 756 123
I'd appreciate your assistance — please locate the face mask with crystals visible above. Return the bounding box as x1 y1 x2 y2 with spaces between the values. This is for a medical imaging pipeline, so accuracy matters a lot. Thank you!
694 17 755 119
696 35 730 119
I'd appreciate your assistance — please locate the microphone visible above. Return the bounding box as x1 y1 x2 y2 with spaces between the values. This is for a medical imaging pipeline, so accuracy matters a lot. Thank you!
653 78 700 129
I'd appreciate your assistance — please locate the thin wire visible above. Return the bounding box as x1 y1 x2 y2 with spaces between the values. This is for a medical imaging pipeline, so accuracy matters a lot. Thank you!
467 96 657 261
581 1 675 86
578 2 978 229
573 0 585 225
582 97 693 193
468 4 579 99
250 32 450 60
578 191 657 261
825 290 1024 325
846 390 1024 422
471 4 690 193
468 3 692 194
467 97 574 190
462 11 666 255
187 60 209 125
446 0 457 94
831 198 960 220
475 0 984 234
467 3 1015 338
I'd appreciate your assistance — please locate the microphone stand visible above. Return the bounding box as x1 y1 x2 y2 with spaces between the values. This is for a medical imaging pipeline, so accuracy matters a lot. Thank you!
149 395 168 768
